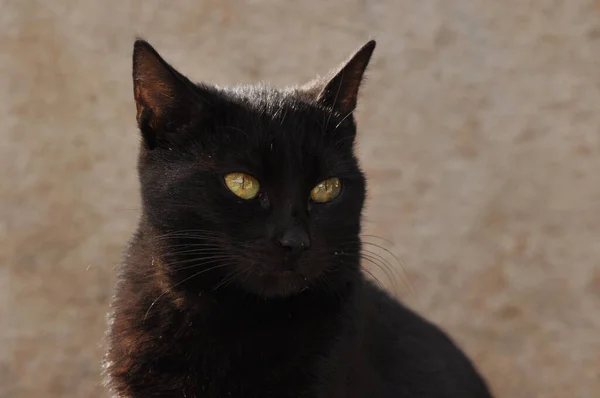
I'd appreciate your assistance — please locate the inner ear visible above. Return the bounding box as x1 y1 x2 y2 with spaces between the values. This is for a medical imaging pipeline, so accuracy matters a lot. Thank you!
132 39 201 149
303 40 376 117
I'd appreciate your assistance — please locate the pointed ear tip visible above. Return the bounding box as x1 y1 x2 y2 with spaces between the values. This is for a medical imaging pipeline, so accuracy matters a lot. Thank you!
133 39 159 60
361 40 377 55
132 39 164 76
134 39 150 52
134 38 148 50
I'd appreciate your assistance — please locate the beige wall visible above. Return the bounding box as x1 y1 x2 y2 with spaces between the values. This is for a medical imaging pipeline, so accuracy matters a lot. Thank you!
2 1 600 396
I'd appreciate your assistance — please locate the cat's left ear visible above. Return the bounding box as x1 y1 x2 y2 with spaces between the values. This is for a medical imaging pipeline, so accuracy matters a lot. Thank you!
304 40 376 116
132 39 206 149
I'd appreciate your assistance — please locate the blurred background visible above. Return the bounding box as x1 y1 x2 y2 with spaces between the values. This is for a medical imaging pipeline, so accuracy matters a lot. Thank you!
2 0 600 397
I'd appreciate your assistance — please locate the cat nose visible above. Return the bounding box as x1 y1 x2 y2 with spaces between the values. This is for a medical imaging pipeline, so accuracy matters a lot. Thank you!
277 226 310 252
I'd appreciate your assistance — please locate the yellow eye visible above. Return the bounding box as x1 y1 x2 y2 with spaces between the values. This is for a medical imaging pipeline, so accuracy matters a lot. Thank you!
224 172 260 200
310 177 342 203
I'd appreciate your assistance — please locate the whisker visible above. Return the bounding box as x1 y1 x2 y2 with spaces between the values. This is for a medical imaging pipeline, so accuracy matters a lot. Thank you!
333 236 418 300
362 240 418 299
138 256 238 281
211 268 248 291
166 248 231 257
152 235 226 243
163 242 227 248
332 258 386 291
331 245 416 300
333 252 396 290
361 255 409 298
166 255 239 269
360 267 387 291
151 229 227 240
169 256 238 273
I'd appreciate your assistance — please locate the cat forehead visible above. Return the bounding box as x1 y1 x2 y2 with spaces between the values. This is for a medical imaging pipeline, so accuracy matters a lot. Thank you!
221 86 349 139
197 91 354 176
227 86 323 121
195 85 356 168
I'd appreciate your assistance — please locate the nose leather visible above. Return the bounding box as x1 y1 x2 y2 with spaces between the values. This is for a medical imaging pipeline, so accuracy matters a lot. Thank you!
277 225 310 252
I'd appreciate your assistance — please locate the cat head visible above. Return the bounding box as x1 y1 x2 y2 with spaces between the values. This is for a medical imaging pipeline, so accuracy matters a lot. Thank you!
132 39 375 298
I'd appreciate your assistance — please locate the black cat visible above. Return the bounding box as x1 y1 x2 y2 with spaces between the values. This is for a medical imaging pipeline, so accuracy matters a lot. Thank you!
103 39 493 398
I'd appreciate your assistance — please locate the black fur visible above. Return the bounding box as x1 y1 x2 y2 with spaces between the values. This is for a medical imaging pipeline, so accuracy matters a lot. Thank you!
104 39 493 398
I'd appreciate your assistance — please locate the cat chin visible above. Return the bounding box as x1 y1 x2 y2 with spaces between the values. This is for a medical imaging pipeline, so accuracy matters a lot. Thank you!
237 269 315 298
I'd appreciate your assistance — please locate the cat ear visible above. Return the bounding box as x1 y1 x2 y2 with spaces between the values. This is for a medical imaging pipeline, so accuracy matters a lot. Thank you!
132 39 201 149
305 40 376 116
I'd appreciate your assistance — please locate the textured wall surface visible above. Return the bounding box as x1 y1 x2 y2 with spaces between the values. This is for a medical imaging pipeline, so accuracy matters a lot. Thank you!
2 0 600 397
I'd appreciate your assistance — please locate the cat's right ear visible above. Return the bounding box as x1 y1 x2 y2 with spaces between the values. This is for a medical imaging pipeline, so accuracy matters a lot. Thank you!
132 40 202 149
301 40 376 117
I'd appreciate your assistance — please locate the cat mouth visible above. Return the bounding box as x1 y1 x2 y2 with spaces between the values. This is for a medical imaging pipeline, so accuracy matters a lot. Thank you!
244 268 311 298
